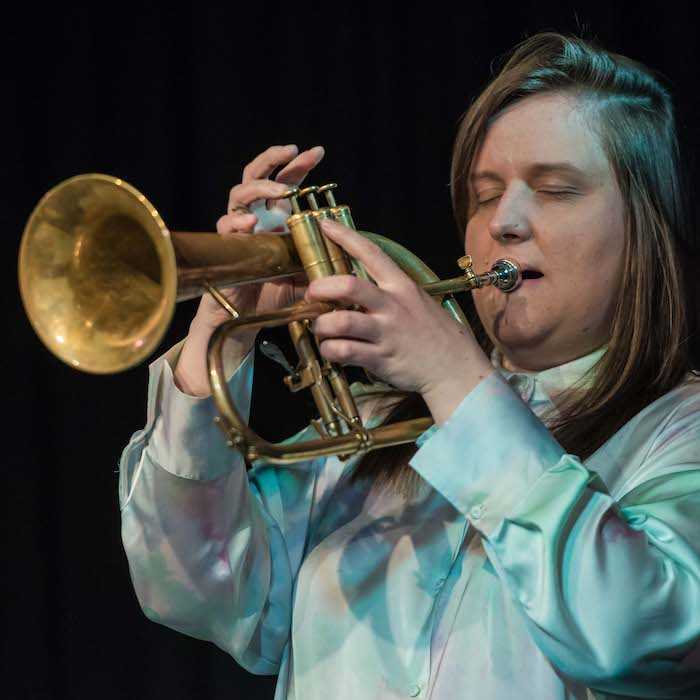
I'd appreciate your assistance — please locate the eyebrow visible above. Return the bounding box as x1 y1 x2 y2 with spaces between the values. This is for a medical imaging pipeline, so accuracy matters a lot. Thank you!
470 162 590 184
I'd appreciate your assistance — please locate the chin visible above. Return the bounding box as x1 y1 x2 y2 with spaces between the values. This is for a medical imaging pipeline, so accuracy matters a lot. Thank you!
486 308 548 350
494 333 548 358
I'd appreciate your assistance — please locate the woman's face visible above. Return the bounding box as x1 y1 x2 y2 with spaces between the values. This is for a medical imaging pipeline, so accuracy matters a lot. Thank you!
465 93 626 372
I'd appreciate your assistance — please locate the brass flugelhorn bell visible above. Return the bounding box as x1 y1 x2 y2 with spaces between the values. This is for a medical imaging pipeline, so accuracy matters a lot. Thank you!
19 173 520 464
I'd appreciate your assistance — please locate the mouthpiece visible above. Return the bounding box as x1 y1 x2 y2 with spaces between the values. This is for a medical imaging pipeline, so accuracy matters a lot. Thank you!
490 259 521 292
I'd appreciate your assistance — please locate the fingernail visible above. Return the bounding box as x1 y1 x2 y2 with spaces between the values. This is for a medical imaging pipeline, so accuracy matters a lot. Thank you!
285 144 298 151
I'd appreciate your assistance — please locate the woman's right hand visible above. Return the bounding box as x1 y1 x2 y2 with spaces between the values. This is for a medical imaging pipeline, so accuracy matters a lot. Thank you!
192 144 326 335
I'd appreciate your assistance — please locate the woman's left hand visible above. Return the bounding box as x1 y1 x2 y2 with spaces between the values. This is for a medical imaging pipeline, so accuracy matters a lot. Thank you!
305 220 495 422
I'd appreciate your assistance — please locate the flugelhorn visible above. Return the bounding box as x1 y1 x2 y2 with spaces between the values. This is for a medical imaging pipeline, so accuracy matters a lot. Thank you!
19 174 520 465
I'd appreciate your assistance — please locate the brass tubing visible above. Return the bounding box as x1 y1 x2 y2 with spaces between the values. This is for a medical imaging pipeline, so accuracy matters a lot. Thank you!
285 202 361 438
422 275 480 297
172 230 303 300
329 205 362 277
324 360 362 425
359 231 470 326
312 210 354 275
206 302 333 457
248 418 434 464
286 212 335 281
330 205 356 230
309 198 359 426
288 320 342 437
206 245 520 465
207 309 433 464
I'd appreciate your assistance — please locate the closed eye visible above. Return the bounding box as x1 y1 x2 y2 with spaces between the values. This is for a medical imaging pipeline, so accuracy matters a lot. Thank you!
538 189 579 199
475 194 502 208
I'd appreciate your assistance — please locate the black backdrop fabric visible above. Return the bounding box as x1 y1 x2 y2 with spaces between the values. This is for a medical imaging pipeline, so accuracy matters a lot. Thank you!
4 2 700 699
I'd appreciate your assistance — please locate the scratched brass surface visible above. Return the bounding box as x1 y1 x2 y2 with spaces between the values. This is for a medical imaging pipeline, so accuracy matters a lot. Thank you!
19 174 303 373
19 174 177 373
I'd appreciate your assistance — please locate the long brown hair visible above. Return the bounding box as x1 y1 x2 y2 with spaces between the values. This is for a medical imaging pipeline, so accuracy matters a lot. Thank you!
349 32 693 498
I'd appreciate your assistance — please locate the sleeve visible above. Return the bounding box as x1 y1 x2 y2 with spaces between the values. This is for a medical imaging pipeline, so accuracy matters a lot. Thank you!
118 340 326 675
409 371 700 696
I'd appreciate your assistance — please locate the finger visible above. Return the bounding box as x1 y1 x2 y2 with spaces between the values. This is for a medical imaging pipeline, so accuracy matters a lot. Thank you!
216 212 257 234
316 338 377 368
319 219 410 288
228 180 290 210
275 146 325 185
312 309 380 343
242 144 299 183
305 274 386 312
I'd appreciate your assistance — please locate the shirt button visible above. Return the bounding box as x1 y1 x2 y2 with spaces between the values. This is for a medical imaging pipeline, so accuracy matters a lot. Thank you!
470 504 484 520
408 683 422 696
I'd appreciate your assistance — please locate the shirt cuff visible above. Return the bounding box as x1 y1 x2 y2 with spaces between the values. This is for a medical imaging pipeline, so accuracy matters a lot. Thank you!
147 345 255 481
409 371 566 535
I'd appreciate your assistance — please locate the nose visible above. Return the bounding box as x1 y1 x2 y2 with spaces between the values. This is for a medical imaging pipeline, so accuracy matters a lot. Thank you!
487 189 533 243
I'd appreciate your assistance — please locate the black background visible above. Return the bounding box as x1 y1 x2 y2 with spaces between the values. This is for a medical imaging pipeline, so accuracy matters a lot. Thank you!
4 2 700 699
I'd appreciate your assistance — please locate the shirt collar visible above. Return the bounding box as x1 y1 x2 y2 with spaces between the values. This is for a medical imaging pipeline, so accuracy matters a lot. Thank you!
491 345 607 410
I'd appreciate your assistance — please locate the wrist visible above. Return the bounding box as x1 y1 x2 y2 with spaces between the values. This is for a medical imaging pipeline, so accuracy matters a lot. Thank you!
421 348 494 425
189 316 258 349
173 320 256 398
189 314 217 339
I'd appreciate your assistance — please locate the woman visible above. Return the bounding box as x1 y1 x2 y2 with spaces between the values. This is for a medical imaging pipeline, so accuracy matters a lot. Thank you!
119 33 700 699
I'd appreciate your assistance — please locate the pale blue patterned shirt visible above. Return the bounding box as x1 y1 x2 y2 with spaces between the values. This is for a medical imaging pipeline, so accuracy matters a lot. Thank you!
119 342 700 699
